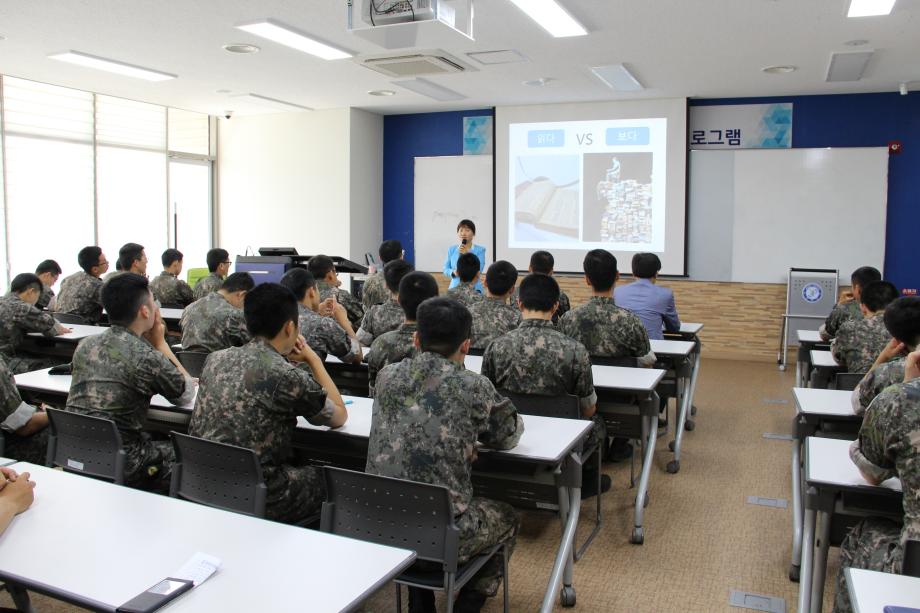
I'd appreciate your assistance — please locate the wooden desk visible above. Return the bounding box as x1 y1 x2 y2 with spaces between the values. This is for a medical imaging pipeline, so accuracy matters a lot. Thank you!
846 567 920 613
0 463 415 613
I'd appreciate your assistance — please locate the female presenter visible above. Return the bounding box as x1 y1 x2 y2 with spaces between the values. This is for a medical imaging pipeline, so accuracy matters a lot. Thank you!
442 219 486 292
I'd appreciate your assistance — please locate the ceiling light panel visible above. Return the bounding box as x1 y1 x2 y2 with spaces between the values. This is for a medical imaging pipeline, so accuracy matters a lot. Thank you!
235 93 313 111
236 19 351 60
847 0 896 17
392 78 466 101
506 0 587 37
467 50 528 65
591 64 644 91
48 51 176 81
826 51 873 81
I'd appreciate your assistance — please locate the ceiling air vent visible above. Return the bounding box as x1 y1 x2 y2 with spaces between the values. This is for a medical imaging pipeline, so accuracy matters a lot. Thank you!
358 50 473 78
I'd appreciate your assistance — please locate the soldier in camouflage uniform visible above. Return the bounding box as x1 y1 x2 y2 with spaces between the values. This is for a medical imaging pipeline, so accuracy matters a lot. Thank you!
280 268 362 363
54 246 109 324
192 248 231 301
190 283 348 525
308 254 365 330
368 296 523 613
832 281 899 374
446 252 485 309
66 274 195 490
361 239 403 309
470 260 520 351
0 356 49 464
0 274 71 374
821 266 882 341
832 348 920 613
356 260 413 346
482 273 610 495
35 260 62 311
149 248 194 307
560 250 656 367
367 271 439 397
180 272 253 353
510 250 570 325
852 297 920 414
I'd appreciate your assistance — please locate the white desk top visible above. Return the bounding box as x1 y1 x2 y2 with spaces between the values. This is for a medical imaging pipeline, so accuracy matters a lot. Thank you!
14 368 195 410
465 355 664 392
798 329 824 344
679 322 704 335
847 567 920 613
27 324 106 343
811 349 841 369
300 396 593 465
793 387 857 418
805 437 901 493
160 307 184 321
650 339 695 357
0 463 415 612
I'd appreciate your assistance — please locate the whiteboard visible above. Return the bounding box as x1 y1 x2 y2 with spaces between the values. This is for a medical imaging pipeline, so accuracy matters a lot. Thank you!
689 148 888 283
413 155 494 272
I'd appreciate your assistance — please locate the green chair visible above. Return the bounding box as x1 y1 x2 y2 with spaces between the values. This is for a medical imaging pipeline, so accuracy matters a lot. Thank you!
187 267 209 288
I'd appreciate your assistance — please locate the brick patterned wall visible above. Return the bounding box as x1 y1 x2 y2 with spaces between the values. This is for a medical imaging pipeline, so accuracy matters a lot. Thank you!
433 273 840 362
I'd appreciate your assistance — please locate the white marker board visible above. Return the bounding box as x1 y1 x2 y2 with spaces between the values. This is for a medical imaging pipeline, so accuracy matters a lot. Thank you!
413 155 494 273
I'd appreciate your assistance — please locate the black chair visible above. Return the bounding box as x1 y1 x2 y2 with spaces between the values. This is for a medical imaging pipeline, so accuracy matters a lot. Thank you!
169 432 267 518
834 372 866 392
903 540 920 577
176 351 209 378
52 312 86 325
45 408 125 484
499 390 602 560
321 467 510 613
467 347 485 357
590 355 638 368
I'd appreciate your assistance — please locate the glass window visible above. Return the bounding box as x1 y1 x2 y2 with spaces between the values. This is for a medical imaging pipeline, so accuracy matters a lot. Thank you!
168 108 209 156
168 159 211 272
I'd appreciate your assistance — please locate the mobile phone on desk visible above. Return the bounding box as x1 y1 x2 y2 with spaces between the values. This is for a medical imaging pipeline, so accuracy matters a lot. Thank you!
117 578 193 613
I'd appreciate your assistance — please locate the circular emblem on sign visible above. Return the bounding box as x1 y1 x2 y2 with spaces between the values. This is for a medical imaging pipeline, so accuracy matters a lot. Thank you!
802 283 823 303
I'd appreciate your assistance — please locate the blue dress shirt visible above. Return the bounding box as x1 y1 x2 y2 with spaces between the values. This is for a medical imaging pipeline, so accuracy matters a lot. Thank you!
443 243 486 292
613 277 681 341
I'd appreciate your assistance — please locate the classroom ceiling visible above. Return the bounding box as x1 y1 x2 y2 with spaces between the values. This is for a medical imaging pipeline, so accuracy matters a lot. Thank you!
0 0 918 116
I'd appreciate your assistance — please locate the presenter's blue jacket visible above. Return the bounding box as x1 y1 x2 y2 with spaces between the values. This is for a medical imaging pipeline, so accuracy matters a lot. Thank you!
614 278 681 340
443 243 486 292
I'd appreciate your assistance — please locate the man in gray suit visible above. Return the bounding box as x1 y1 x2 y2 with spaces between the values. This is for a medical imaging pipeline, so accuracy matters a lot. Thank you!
613 253 681 341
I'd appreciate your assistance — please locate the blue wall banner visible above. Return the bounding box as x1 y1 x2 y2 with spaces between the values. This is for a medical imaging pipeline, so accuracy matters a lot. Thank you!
463 115 493 155
689 103 792 149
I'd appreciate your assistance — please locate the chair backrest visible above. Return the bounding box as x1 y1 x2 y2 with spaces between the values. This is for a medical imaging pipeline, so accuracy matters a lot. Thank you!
835 372 866 391
321 467 460 571
176 351 209 378
169 432 267 517
591 355 638 368
53 312 86 325
904 540 920 578
45 408 125 484
187 267 209 288
466 346 484 357
499 390 580 420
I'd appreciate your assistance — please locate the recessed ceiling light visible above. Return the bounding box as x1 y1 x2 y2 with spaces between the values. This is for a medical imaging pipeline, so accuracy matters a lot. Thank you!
847 0 896 17
523 77 553 87
236 19 351 60
844 39 870 46
216 89 232 94
235 93 313 112
506 0 587 38
0 35 6 41
761 65 797 74
368 90 396 96
223 43 260 54
591 64 644 91
48 50 176 81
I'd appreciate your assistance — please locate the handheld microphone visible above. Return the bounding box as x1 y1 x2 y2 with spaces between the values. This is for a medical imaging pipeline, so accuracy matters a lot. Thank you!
461 239 468 245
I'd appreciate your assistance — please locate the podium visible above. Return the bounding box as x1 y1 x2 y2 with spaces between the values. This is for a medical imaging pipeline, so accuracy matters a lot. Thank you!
778 267 838 371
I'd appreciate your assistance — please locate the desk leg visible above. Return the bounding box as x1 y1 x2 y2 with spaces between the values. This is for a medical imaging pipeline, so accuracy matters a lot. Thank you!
809 510 832 613
8 584 33 613
668 360 693 474
540 455 581 612
790 440 803 582
686 345 701 421
797 497 817 613
632 398 658 545
796 346 807 388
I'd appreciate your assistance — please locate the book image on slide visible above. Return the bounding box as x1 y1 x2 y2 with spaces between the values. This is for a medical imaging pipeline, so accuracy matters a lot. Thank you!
513 155 581 242
583 152 653 244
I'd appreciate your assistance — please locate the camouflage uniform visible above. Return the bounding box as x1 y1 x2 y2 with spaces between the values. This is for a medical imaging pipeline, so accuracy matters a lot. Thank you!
481 318 605 450
833 378 920 613
0 356 47 464
821 299 861 341
317 281 364 330
54 271 104 324
469 297 521 351
447 283 484 308
368 351 524 597
192 272 224 301
66 325 192 488
367 322 417 397
832 313 890 374
190 338 335 524
511 286 571 325
361 271 388 308
853 357 906 415
560 296 656 367
36 285 55 311
149 272 194 307
0 293 67 374
297 304 359 363
356 299 403 346
180 292 250 353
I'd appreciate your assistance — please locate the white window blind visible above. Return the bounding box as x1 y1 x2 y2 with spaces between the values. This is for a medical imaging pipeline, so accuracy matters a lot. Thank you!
96 95 166 150
2 76 93 142
168 108 209 156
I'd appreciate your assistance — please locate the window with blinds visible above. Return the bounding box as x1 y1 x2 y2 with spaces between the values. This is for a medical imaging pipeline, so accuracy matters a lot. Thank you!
168 108 209 156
